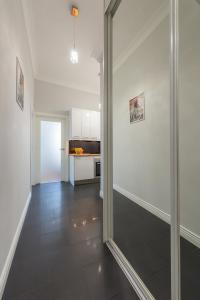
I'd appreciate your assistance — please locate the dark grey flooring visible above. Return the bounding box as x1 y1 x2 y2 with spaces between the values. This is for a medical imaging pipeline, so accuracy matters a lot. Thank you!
113 190 200 300
3 183 139 300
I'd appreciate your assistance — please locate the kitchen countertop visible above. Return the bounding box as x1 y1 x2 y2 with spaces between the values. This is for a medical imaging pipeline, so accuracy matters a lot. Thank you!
69 154 101 157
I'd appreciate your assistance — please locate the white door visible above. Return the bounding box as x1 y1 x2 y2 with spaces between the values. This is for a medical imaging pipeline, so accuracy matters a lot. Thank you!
40 120 61 183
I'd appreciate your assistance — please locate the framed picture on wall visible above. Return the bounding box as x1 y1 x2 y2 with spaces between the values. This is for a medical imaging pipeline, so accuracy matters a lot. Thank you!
16 57 24 111
129 92 145 123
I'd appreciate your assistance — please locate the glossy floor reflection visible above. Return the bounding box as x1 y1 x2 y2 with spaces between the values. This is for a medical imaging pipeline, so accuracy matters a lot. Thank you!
113 190 171 300
3 183 139 300
114 190 200 300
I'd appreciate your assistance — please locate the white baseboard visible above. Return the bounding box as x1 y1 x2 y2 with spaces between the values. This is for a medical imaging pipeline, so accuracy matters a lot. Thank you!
113 184 200 249
113 184 170 223
107 239 155 300
100 190 103 199
181 225 200 249
0 192 31 299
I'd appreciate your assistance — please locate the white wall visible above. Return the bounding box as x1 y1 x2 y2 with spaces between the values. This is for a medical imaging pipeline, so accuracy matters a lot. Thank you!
179 0 200 237
113 16 171 214
0 0 34 294
34 79 100 114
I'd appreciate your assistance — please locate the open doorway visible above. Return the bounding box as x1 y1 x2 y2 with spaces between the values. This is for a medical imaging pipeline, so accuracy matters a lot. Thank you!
40 120 62 183
32 114 68 185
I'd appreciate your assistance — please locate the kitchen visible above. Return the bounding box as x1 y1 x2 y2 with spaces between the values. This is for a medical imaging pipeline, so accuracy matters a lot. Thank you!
68 108 101 187
32 106 101 188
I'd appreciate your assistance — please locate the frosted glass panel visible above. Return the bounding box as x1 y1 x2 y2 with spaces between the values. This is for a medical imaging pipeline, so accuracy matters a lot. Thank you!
40 121 61 183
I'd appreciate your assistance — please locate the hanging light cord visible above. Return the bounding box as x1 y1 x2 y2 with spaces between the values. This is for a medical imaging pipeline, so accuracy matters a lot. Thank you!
73 16 76 49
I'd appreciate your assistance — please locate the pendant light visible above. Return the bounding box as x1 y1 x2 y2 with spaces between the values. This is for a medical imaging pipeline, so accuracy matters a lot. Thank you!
70 6 79 64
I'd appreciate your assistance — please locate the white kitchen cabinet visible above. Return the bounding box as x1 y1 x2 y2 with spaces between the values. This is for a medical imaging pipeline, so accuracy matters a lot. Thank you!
75 156 94 180
69 108 100 140
69 156 75 185
81 110 91 139
70 108 82 139
69 156 94 186
96 111 101 141
90 111 100 140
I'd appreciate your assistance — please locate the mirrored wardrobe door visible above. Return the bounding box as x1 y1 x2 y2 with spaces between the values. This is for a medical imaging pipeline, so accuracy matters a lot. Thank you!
179 0 200 299
111 0 171 299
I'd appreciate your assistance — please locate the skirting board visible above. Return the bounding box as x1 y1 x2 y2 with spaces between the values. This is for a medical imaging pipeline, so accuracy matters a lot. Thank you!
113 184 200 249
0 192 31 299
107 239 155 300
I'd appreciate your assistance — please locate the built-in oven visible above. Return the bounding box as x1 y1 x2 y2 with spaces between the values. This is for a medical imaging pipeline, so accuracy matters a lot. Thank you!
94 157 101 177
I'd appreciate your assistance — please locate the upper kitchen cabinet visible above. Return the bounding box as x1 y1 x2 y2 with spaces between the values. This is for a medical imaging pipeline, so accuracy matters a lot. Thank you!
69 108 100 141
90 110 100 141
81 110 91 139
70 108 82 139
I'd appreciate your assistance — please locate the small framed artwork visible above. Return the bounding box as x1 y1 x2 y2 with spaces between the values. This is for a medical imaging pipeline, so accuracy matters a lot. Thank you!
16 57 24 111
129 92 145 123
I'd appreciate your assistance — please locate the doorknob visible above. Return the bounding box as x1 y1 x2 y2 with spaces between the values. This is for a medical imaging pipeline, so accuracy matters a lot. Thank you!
60 148 65 151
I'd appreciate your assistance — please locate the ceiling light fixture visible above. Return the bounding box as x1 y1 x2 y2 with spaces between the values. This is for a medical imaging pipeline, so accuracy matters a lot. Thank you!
70 6 79 64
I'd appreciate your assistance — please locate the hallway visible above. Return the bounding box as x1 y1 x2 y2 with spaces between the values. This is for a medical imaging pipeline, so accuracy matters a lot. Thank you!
3 183 139 300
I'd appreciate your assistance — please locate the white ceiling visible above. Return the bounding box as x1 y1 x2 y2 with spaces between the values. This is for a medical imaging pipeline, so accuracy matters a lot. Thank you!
22 0 103 95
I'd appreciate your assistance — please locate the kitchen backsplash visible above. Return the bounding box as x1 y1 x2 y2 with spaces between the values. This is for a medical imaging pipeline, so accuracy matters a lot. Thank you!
69 140 100 154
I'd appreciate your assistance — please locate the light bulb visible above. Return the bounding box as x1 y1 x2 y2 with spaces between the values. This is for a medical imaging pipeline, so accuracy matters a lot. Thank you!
70 49 79 64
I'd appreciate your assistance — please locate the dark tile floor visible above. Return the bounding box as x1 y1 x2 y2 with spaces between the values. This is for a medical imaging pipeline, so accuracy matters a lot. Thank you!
113 190 200 300
3 183 139 300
